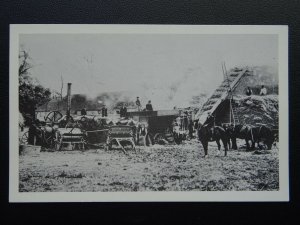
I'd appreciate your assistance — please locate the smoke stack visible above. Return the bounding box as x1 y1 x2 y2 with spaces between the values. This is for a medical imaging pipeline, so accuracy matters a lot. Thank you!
67 83 72 117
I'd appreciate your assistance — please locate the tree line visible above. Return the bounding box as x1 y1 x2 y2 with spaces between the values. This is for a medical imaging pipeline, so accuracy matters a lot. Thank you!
19 50 51 125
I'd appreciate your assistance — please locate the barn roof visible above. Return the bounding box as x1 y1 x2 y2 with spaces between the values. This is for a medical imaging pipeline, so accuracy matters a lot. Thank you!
195 67 252 124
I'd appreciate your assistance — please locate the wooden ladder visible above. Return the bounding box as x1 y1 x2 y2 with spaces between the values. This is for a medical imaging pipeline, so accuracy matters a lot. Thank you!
232 105 239 125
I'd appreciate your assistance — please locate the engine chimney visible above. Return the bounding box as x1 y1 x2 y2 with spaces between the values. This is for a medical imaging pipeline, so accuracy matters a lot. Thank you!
67 83 72 118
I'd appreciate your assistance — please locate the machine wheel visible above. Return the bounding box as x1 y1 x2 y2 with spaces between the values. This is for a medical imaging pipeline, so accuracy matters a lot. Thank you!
164 130 175 143
45 111 63 123
153 133 165 144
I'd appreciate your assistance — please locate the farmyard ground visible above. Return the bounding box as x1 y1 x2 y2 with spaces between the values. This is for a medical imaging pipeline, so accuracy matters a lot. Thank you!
19 139 279 192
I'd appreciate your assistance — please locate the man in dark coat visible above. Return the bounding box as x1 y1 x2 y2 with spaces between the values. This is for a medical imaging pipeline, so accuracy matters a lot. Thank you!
146 100 153 111
183 111 189 130
123 105 127 118
246 87 252 96
205 112 215 126
205 112 215 140
81 107 87 116
120 107 123 118
102 105 108 117
136 97 141 111
120 104 127 118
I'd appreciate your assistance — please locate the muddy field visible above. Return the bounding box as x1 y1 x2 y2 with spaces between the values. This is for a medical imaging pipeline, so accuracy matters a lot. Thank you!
19 139 279 192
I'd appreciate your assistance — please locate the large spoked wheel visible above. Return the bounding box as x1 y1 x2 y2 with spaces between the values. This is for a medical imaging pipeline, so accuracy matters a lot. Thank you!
20 131 29 145
153 133 165 144
164 129 175 143
45 111 63 124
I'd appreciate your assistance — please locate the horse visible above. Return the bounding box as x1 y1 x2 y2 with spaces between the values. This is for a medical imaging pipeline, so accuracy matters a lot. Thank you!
251 125 275 150
226 124 257 150
197 123 229 157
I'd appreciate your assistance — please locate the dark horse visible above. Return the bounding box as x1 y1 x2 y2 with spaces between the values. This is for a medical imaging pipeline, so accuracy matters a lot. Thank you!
197 123 229 157
226 124 256 150
227 124 275 150
252 125 275 150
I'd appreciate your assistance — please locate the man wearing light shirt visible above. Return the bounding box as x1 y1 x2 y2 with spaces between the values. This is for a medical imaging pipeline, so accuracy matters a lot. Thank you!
260 85 267 96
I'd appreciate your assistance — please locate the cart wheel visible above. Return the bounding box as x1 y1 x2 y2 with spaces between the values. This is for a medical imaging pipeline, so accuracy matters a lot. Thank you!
45 111 63 123
153 133 165 144
20 131 29 145
165 133 174 143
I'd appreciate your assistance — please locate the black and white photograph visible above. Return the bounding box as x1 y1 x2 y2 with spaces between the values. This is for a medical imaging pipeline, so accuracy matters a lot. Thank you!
9 25 289 202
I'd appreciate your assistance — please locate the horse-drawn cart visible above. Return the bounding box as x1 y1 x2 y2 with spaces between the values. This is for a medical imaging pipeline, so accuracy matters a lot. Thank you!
126 110 182 146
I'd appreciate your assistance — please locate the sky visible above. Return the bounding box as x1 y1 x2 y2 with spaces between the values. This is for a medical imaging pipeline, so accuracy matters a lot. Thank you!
20 33 278 109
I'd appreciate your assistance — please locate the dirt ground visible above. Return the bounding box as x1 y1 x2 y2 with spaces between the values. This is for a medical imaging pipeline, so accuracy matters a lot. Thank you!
19 139 279 192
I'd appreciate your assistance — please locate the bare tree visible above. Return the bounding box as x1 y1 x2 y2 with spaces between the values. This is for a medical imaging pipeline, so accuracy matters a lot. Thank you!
56 74 64 111
19 49 51 123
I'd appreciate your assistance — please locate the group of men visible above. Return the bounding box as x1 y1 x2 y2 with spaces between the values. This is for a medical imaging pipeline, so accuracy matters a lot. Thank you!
81 106 108 117
80 97 154 118
173 111 195 139
135 97 153 111
246 85 268 96
119 97 153 117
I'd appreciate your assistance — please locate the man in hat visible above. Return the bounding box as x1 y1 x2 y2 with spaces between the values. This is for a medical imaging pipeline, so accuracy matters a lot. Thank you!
136 97 141 111
246 86 252 96
260 85 267 96
81 107 87 116
146 100 153 111
120 103 127 118
206 112 215 140
102 105 108 117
